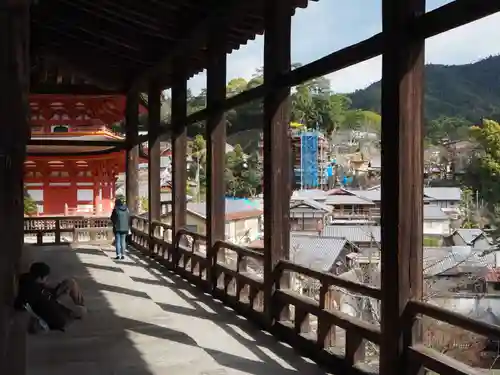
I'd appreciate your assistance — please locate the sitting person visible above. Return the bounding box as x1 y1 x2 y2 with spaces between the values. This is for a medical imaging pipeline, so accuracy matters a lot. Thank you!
15 262 86 332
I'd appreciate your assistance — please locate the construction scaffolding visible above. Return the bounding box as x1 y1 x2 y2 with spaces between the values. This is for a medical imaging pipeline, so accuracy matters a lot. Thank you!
291 129 328 189
300 131 319 189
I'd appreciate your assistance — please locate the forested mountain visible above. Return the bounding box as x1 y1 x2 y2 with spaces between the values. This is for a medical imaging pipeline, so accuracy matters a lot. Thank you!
349 55 500 123
132 57 500 149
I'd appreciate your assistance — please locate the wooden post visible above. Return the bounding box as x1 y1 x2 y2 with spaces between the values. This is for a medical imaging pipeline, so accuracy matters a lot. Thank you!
148 83 161 242
206 28 227 290
171 62 187 249
262 0 292 322
0 1 30 374
125 90 139 215
379 0 425 374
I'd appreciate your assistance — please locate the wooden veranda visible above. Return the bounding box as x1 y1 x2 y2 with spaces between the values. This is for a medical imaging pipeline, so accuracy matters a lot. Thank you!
2 0 500 374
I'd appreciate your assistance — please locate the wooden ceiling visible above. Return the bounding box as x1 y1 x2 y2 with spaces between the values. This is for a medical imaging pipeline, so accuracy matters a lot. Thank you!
30 0 317 93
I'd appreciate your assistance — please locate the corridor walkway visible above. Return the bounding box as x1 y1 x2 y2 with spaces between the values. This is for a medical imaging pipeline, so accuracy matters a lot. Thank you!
23 243 331 375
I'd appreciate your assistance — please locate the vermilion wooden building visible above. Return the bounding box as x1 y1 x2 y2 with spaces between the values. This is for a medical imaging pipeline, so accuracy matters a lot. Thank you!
24 94 144 216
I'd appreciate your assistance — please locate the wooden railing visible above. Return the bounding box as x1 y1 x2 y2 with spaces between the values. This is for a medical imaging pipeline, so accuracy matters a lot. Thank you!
25 215 500 374
128 215 500 375
24 216 113 245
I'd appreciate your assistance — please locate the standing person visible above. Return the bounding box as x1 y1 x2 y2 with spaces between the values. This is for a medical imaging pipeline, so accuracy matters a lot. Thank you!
110 198 130 260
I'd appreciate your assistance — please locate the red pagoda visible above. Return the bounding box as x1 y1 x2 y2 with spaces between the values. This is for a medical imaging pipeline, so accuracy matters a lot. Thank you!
25 94 145 216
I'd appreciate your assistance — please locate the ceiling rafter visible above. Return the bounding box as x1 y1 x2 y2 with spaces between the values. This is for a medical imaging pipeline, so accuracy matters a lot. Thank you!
51 0 173 41
66 0 177 36
157 0 268 87
30 0 321 92
36 29 149 69
39 48 132 89
33 1 170 52
33 20 143 54
132 0 267 89
142 0 201 11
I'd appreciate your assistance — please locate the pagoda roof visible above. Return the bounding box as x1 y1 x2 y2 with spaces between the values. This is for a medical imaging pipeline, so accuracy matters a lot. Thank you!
29 94 147 126
28 132 125 155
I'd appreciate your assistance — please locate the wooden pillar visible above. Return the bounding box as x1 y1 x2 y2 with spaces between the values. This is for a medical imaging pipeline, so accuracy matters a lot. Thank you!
148 83 162 232
171 64 187 241
125 90 139 215
0 1 30 374
262 0 292 321
206 27 227 289
379 0 425 374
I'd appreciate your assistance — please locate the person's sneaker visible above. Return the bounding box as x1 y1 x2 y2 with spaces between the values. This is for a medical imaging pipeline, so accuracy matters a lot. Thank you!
114 256 120 260
120 256 125 260
73 305 87 319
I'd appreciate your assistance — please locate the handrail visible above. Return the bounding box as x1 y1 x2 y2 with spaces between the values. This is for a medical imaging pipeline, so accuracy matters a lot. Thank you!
97 215 500 374
24 216 113 245
276 260 381 300
408 300 500 340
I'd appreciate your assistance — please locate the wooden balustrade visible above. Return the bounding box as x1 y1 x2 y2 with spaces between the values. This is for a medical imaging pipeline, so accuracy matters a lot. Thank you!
24 216 113 245
212 240 265 322
404 301 500 375
23 215 500 374
273 261 381 373
127 215 500 374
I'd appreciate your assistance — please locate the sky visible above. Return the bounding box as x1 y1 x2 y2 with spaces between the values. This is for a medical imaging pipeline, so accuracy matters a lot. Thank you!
186 0 500 95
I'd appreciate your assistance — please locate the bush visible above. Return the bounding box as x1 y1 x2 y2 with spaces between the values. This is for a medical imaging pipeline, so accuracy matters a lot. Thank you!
423 236 441 247
24 195 37 216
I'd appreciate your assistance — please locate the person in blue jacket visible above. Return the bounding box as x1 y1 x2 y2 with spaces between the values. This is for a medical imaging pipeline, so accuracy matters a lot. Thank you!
110 198 130 260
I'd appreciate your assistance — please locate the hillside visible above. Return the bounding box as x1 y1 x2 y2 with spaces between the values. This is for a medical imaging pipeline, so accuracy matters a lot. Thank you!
349 55 500 122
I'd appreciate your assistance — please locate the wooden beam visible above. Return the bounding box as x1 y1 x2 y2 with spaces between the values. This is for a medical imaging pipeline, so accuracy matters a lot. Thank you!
180 34 383 130
126 90 140 215
205 25 227 290
28 139 125 147
415 0 500 38
262 0 292 322
379 0 425 374
171 62 187 243
0 1 30 373
159 0 499 135
52 0 174 41
34 23 149 66
30 83 124 95
40 53 127 91
147 82 161 228
131 0 258 91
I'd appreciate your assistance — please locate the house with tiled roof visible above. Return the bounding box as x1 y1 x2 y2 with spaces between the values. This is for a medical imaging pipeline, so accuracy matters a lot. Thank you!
446 228 493 250
291 188 379 222
289 198 331 232
423 204 452 235
322 225 380 248
248 233 359 275
290 234 358 275
161 198 262 245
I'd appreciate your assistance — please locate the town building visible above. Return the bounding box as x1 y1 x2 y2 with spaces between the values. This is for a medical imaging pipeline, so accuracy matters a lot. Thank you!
161 199 262 245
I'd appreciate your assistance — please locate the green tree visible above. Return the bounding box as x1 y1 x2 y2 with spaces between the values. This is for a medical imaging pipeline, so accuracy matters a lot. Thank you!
189 135 207 201
225 145 261 197
460 188 480 228
24 191 37 216
341 109 381 135
426 116 472 144
291 77 352 134
464 119 500 209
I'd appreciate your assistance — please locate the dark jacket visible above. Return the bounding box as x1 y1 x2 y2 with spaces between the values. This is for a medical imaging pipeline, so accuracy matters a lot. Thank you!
15 273 68 331
111 204 130 233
